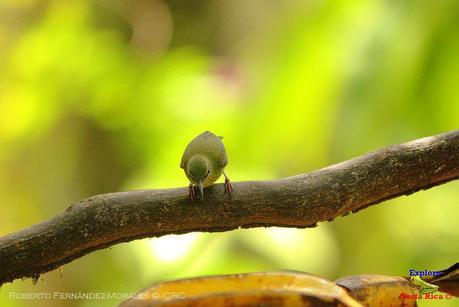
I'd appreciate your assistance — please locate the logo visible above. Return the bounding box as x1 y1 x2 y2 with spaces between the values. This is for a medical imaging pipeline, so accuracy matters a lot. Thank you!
398 275 452 301
408 269 441 278
410 276 438 295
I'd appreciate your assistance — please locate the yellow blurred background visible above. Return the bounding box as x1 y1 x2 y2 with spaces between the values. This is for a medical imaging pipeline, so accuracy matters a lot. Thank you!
0 0 458 306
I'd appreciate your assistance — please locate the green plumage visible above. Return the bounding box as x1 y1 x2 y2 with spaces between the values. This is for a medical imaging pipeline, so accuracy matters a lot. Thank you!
181 131 231 200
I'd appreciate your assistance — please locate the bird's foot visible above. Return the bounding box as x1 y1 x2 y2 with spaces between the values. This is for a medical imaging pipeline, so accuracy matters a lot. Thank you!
188 184 196 201
224 177 234 198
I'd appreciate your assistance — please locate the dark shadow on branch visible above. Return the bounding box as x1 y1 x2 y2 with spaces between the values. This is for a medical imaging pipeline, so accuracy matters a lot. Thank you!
1 129 459 285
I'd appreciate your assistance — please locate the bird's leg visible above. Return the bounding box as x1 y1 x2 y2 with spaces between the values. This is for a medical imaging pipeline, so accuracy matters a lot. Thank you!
223 171 234 198
188 183 196 201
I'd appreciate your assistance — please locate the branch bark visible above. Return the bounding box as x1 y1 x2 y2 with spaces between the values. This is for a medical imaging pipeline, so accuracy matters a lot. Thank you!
1 130 459 285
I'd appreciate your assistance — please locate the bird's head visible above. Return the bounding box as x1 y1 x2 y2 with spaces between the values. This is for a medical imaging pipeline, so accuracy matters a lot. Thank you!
186 155 211 199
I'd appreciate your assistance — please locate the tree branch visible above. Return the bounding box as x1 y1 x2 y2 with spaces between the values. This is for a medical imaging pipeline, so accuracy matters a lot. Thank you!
1 130 459 285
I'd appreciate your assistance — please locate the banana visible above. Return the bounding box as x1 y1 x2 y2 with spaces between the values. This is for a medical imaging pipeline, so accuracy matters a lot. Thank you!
120 271 362 307
335 275 417 307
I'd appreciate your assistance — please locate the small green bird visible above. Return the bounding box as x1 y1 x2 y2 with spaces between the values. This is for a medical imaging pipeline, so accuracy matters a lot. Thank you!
180 131 234 200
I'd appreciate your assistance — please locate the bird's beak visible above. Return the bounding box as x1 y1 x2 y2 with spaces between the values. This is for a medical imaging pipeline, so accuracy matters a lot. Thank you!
198 181 204 200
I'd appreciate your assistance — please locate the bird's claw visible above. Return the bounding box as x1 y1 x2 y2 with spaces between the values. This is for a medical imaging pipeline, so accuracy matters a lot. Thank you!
224 177 234 198
188 184 196 201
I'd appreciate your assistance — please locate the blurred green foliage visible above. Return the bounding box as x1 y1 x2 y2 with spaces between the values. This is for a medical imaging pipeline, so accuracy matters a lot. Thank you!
0 0 458 306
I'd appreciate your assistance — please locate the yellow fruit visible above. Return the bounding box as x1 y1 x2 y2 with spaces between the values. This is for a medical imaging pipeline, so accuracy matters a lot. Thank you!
336 275 416 307
120 271 362 307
